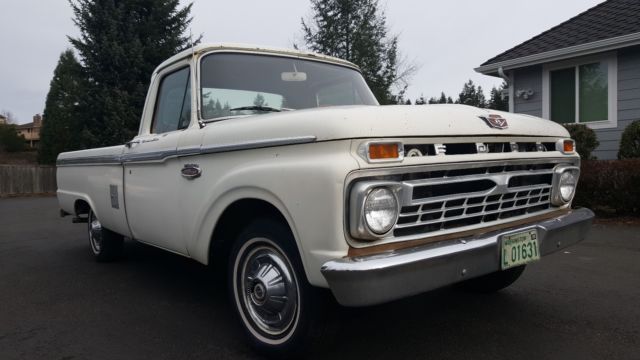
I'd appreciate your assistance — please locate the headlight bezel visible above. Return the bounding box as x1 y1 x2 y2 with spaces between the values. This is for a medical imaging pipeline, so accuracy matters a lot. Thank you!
551 165 580 206
349 182 402 240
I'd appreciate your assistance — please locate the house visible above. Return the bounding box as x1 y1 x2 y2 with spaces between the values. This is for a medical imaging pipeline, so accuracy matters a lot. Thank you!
16 114 44 148
475 0 640 159
0 115 6 125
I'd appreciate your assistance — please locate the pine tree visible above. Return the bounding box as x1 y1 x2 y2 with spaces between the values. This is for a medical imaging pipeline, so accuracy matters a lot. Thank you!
487 82 509 111
456 80 486 108
301 0 412 104
38 50 87 164
68 0 197 147
438 92 447 104
415 94 426 105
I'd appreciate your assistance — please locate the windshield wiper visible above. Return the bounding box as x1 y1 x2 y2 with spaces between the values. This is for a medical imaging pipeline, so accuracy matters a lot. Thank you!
229 105 282 113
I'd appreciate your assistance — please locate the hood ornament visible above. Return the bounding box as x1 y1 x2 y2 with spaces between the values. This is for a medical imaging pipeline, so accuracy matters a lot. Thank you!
479 114 508 130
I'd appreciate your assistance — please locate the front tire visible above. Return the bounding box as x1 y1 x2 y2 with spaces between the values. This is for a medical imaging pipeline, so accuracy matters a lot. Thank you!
88 210 124 262
229 219 326 358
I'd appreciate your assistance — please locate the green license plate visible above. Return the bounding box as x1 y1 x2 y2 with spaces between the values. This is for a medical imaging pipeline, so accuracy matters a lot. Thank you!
501 229 540 270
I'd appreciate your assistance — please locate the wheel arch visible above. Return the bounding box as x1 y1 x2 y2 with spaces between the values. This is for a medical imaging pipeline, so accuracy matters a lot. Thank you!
192 188 308 280
208 198 294 270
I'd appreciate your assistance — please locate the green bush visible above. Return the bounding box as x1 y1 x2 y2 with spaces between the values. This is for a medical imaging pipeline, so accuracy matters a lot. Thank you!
574 159 640 215
0 124 26 152
563 124 599 160
618 120 640 159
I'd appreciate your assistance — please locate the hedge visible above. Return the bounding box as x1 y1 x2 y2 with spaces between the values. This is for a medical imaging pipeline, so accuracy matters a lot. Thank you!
573 159 640 215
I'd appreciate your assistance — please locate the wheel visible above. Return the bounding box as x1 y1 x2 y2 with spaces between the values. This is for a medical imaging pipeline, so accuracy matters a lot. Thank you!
461 265 526 293
229 218 328 358
88 210 124 262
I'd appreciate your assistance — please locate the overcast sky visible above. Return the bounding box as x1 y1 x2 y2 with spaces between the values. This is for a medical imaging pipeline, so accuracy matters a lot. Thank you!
0 0 603 124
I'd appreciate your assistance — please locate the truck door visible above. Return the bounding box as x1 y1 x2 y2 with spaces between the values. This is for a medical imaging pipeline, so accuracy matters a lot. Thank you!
123 65 192 254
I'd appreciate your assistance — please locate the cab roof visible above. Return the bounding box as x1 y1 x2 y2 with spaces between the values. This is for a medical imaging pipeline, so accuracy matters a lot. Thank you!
154 42 360 74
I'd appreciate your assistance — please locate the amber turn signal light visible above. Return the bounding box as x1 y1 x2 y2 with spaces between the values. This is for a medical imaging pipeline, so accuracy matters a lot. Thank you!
563 140 575 153
369 143 400 160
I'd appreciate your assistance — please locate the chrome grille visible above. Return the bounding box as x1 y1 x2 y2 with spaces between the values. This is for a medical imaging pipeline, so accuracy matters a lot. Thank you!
393 162 556 239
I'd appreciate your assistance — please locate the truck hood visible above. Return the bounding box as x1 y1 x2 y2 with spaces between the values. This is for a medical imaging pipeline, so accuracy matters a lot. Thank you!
205 104 569 144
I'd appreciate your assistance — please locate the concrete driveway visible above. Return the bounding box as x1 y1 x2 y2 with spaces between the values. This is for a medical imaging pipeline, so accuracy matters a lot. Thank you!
1 196 639 359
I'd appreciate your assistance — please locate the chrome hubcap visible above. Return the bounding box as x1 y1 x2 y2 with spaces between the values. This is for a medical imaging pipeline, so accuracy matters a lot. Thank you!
239 242 298 337
89 214 102 253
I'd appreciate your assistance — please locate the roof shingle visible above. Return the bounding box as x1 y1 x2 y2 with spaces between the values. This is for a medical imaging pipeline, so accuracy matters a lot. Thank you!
482 0 640 66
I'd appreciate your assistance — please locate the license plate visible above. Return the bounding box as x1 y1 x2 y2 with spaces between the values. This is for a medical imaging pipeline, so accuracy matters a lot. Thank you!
501 229 540 270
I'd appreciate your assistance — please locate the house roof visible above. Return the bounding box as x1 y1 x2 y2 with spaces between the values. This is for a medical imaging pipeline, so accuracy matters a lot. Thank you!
16 122 35 129
477 0 640 73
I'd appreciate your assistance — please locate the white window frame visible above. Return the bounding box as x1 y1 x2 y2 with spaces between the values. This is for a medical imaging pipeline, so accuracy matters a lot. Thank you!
542 52 617 129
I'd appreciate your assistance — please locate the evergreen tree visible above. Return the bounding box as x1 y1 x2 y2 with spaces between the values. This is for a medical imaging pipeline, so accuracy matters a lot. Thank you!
447 96 454 104
0 124 25 152
428 97 438 104
487 82 509 111
253 93 268 107
438 92 447 104
301 0 412 104
38 50 87 164
69 0 197 147
415 94 426 105
456 80 486 108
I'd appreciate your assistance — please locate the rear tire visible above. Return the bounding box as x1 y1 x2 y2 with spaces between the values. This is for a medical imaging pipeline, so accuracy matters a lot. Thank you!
88 210 124 262
461 265 526 293
228 218 329 358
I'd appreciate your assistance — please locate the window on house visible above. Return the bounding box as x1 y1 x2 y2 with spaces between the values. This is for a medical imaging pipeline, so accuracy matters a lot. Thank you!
551 62 608 123
544 55 616 129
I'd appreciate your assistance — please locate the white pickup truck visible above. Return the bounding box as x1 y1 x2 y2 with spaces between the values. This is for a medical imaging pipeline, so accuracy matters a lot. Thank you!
57 43 594 356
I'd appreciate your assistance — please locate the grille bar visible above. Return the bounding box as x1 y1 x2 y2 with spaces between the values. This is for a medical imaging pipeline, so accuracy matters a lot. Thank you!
396 189 551 229
398 186 552 219
391 161 557 239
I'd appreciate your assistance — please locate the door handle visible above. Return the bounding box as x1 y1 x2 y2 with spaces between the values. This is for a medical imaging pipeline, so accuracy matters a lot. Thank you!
125 140 141 148
181 164 202 179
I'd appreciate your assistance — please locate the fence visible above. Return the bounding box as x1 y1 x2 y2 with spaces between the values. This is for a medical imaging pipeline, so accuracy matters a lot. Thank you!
0 165 57 196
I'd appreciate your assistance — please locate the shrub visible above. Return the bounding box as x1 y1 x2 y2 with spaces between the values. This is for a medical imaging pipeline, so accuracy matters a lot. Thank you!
618 120 640 159
563 124 599 160
0 124 26 152
573 159 640 215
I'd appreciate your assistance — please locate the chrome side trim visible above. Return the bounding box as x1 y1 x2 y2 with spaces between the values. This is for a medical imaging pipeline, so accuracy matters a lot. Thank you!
323 207 594 306
56 155 123 166
56 136 317 166
199 136 317 155
122 148 179 163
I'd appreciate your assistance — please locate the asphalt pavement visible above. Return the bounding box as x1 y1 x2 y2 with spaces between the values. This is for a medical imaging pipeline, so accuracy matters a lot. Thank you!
1 196 639 359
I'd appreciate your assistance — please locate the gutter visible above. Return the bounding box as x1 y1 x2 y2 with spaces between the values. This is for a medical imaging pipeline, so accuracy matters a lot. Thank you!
475 31 640 75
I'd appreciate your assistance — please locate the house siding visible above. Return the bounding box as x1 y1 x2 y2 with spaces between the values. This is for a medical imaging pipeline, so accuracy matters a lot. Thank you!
510 46 640 160
594 46 640 159
513 65 543 117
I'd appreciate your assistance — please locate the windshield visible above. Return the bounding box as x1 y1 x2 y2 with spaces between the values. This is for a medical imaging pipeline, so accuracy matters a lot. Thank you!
199 53 378 120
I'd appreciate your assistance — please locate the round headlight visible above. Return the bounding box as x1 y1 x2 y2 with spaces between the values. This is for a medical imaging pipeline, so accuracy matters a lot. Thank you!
364 188 399 235
559 170 579 202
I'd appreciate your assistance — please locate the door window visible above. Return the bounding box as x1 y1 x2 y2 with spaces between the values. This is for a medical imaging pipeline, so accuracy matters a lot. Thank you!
152 67 191 134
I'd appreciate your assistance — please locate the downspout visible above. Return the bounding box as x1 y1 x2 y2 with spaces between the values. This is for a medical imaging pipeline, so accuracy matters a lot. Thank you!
498 66 511 85
498 67 515 112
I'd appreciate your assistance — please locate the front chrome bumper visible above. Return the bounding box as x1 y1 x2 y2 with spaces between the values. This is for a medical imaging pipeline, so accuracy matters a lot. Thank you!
321 208 594 307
